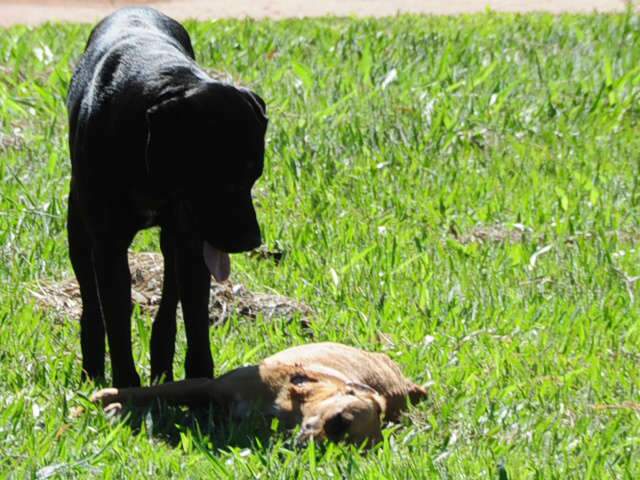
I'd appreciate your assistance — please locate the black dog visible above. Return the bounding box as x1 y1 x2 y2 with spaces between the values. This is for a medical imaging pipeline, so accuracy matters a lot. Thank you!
67 7 267 387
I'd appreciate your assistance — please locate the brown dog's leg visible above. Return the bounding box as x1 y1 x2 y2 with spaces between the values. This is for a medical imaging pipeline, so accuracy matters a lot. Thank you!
92 378 215 409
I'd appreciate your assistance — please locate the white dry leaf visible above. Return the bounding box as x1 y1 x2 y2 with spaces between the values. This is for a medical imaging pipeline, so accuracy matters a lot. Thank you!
329 268 340 288
435 450 451 463
528 245 553 271
37 463 65 480
34 45 54 65
512 223 528 232
380 68 398 89
423 97 436 127
448 429 459 446
447 283 463 304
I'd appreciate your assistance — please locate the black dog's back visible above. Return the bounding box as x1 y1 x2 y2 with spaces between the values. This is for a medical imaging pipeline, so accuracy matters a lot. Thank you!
67 7 211 215
69 6 195 100
86 6 194 57
68 7 197 163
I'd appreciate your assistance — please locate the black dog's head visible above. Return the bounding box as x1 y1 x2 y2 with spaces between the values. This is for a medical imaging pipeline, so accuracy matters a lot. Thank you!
146 82 268 281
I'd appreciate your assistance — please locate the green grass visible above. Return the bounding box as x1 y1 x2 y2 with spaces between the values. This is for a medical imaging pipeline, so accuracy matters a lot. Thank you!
1 10 640 478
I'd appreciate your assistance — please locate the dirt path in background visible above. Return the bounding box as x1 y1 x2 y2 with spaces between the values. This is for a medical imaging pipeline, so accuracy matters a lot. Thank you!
0 0 634 27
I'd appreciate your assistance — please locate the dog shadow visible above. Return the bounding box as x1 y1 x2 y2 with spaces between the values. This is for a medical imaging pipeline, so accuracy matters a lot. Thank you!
115 402 281 451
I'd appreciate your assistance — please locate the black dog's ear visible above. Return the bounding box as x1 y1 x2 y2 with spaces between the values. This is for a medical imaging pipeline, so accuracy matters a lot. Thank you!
238 87 268 130
145 97 188 184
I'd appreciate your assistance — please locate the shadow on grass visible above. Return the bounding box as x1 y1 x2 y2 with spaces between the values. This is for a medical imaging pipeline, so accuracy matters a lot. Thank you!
115 401 281 451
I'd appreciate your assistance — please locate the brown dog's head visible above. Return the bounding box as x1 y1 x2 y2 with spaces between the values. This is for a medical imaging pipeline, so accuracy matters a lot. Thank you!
288 372 387 446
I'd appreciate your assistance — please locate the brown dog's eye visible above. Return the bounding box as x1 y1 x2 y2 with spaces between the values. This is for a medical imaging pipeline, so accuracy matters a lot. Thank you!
291 373 313 385
324 412 353 441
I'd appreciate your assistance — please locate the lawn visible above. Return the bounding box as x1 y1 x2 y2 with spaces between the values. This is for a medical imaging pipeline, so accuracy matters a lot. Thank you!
1 11 640 478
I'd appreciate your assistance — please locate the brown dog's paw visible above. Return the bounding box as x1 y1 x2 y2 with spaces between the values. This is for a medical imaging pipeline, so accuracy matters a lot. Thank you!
90 388 121 407
104 402 124 415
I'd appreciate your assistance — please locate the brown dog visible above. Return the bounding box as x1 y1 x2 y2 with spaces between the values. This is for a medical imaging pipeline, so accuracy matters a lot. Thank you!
92 342 426 445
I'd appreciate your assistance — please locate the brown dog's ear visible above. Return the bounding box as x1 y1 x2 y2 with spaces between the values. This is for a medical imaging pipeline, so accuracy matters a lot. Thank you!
324 411 354 442
370 391 387 417
345 382 377 395
345 382 387 416
408 383 428 405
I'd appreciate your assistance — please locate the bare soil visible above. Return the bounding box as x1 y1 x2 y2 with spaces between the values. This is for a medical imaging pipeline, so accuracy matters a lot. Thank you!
0 0 633 27
32 252 312 327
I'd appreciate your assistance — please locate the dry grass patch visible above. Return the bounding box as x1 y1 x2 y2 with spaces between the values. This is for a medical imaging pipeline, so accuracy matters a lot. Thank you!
31 251 312 326
454 223 531 244
454 224 640 245
0 121 25 151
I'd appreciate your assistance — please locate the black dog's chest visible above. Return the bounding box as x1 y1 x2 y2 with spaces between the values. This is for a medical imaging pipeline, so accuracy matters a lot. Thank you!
139 209 160 228
130 192 168 229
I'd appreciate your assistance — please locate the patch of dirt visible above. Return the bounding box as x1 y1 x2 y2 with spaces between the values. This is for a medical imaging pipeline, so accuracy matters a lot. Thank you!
0 1 632 28
616 230 640 243
591 401 640 412
5 0 156 4
454 223 531 245
31 251 312 327
0 121 26 151
453 224 640 245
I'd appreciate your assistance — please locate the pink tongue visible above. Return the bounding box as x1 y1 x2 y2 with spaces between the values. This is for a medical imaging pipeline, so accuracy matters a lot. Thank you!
203 242 230 282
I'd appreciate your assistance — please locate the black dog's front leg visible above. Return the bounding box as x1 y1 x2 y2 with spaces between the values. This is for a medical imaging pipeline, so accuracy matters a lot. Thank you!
68 195 105 382
175 237 213 379
92 241 141 388
150 227 179 383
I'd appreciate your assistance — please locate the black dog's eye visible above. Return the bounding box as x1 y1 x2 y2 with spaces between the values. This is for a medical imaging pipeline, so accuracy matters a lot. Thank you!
324 412 353 441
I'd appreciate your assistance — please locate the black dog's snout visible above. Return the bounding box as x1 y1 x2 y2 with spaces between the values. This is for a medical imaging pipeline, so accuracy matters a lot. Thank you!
220 229 262 253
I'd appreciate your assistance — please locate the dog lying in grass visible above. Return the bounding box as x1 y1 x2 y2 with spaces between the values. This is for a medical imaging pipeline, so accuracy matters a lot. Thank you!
92 342 427 445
